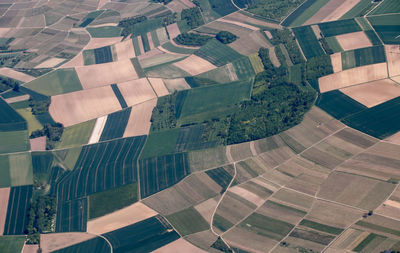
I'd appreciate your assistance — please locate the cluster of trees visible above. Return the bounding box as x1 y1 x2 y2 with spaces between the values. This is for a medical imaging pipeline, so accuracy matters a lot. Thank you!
118 15 147 37
30 123 64 149
0 76 20 92
305 55 333 81
270 29 305 65
181 7 204 29
151 0 172 4
150 93 178 131
216 31 237 44
247 0 303 21
29 98 50 115
26 195 56 244
319 37 334 55
174 33 213 46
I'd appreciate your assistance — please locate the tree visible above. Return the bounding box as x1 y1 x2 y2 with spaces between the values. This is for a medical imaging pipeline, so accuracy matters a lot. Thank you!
216 31 237 44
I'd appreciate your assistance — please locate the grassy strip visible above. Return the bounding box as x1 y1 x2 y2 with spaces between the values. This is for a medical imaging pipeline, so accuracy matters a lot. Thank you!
299 219 343 235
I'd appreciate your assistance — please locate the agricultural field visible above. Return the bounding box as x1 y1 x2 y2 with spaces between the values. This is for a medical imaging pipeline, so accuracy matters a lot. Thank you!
0 0 400 251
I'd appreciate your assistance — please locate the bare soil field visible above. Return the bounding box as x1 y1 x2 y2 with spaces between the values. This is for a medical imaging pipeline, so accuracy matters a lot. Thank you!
137 48 164 61
40 232 97 253
154 238 206 253
230 31 272 56
76 59 138 89
173 55 217 75
330 53 342 73
224 12 282 29
88 116 107 144
114 38 135 60
87 202 158 235
311 25 322 39
185 230 218 251
336 31 372 51
223 227 278 253
375 200 400 220
392 75 400 84
385 45 400 77
340 78 400 107
319 62 388 92
148 78 170 97
305 0 360 25
4 94 29 104
228 185 265 207
166 23 180 39
385 131 400 145
137 35 145 55
117 78 156 107
22 244 39 253
123 98 157 137
0 187 10 235
35 57 65 68
29 136 46 151
269 47 281 67
49 85 121 127
0 67 34 83
84 37 122 50
166 0 189 13
147 32 155 50
194 197 219 224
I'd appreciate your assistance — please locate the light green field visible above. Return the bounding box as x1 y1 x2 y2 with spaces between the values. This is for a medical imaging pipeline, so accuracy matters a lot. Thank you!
0 236 26 253
140 54 187 69
326 37 343 53
24 68 83 96
9 152 33 186
196 64 236 84
166 207 210 236
290 0 331 27
248 54 264 74
89 182 138 219
140 128 180 159
56 119 96 149
54 146 82 170
86 26 122 38
356 17 372 31
0 130 29 154
340 0 376 19
341 50 356 70
83 49 95 65
16 108 42 134
0 155 11 187
188 146 228 172
145 63 191 79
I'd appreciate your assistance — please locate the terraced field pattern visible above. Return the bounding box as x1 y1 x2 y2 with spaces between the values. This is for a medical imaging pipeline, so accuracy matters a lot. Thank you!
0 0 399 252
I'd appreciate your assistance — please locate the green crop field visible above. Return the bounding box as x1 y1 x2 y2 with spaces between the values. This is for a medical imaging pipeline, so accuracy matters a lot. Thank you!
89 183 138 219
16 108 42 134
111 84 128 108
4 185 33 235
364 30 382 45
56 119 96 149
56 197 87 232
166 207 210 236
99 108 131 141
205 167 233 191
103 216 180 253
369 0 400 15
194 39 243 67
319 19 362 37
317 90 366 119
83 49 95 65
0 98 26 131
292 26 325 59
140 128 180 159
0 236 26 253
79 10 104 27
94 46 113 64
9 152 33 187
326 37 343 53
139 152 190 198
343 97 400 139
132 36 142 56
0 130 29 154
53 237 111 253
174 125 219 152
341 45 386 70
299 219 343 235
368 14 400 44
86 26 122 38
32 151 54 183
24 68 82 96
208 0 238 16
289 64 303 85
178 80 252 125
0 155 10 187
283 0 331 27
161 41 197 54
233 56 256 80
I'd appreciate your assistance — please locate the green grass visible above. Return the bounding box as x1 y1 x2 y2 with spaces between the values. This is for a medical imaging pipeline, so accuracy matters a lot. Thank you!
56 119 96 149
369 0 400 15
145 63 190 79
0 130 29 154
340 0 377 19
0 236 26 253
356 221 400 236
356 17 372 31
341 50 356 70
86 26 122 38
289 0 331 27
248 54 264 74
54 146 82 170
0 155 11 187
213 213 234 232
353 233 382 252
16 108 42 135
9 152 33 186
24 68 82 96
161 41 198 55
319 19 362 37
166 207 210 236
292 26 325 59
140 128 180 159
178 79 252 125
289 64 303 85
317 90 366 120
299 219 343 235
367 14 400 44
89 183 138 219
326 36 343 53
132 36 141 56
194 39 243 67
240 213 294 240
